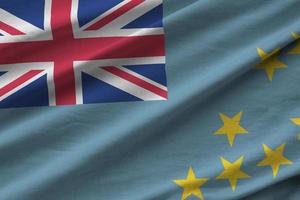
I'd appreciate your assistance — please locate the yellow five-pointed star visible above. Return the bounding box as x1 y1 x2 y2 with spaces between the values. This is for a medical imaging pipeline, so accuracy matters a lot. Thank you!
291 118 300 140
216 156 250 191
257 144 292 178
289 32 300 54
215 111 248 147
174 166 209 200
255 48 287 81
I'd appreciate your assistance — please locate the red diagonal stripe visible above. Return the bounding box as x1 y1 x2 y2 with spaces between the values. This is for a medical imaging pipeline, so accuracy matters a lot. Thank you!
85 0 144 30
0 21 25 36
103 66 168 99
0 70 43 97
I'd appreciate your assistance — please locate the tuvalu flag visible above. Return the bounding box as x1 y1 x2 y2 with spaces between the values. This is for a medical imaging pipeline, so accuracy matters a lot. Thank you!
0 0 299 200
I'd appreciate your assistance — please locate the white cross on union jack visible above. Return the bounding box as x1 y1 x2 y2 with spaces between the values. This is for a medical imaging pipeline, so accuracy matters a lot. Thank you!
0 0 167 107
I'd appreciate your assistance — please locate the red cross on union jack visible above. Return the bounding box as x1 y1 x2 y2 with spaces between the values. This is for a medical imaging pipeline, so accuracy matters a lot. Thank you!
0 0 167 108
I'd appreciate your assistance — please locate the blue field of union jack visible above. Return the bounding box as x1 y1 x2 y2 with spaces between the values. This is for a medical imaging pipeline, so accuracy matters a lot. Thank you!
0 0 167 108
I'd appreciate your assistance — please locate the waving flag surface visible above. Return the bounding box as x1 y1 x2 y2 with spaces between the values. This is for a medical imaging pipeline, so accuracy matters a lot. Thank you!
1 0 300 200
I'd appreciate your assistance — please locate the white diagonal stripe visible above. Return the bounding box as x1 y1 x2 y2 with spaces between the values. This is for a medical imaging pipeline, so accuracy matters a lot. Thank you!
0 70 47 101
82 67 166 101
0 69 27 89
74 57 166 103
0 62 55 105
80 0 130 31
75 0 163 38
0 8 42 34
117 66 167 91
0 6 52 43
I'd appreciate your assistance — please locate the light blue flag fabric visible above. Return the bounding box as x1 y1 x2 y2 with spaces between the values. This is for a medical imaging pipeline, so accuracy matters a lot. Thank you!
0 0 300 200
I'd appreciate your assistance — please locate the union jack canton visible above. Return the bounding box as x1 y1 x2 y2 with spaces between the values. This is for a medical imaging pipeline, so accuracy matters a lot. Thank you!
0 0 167 108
